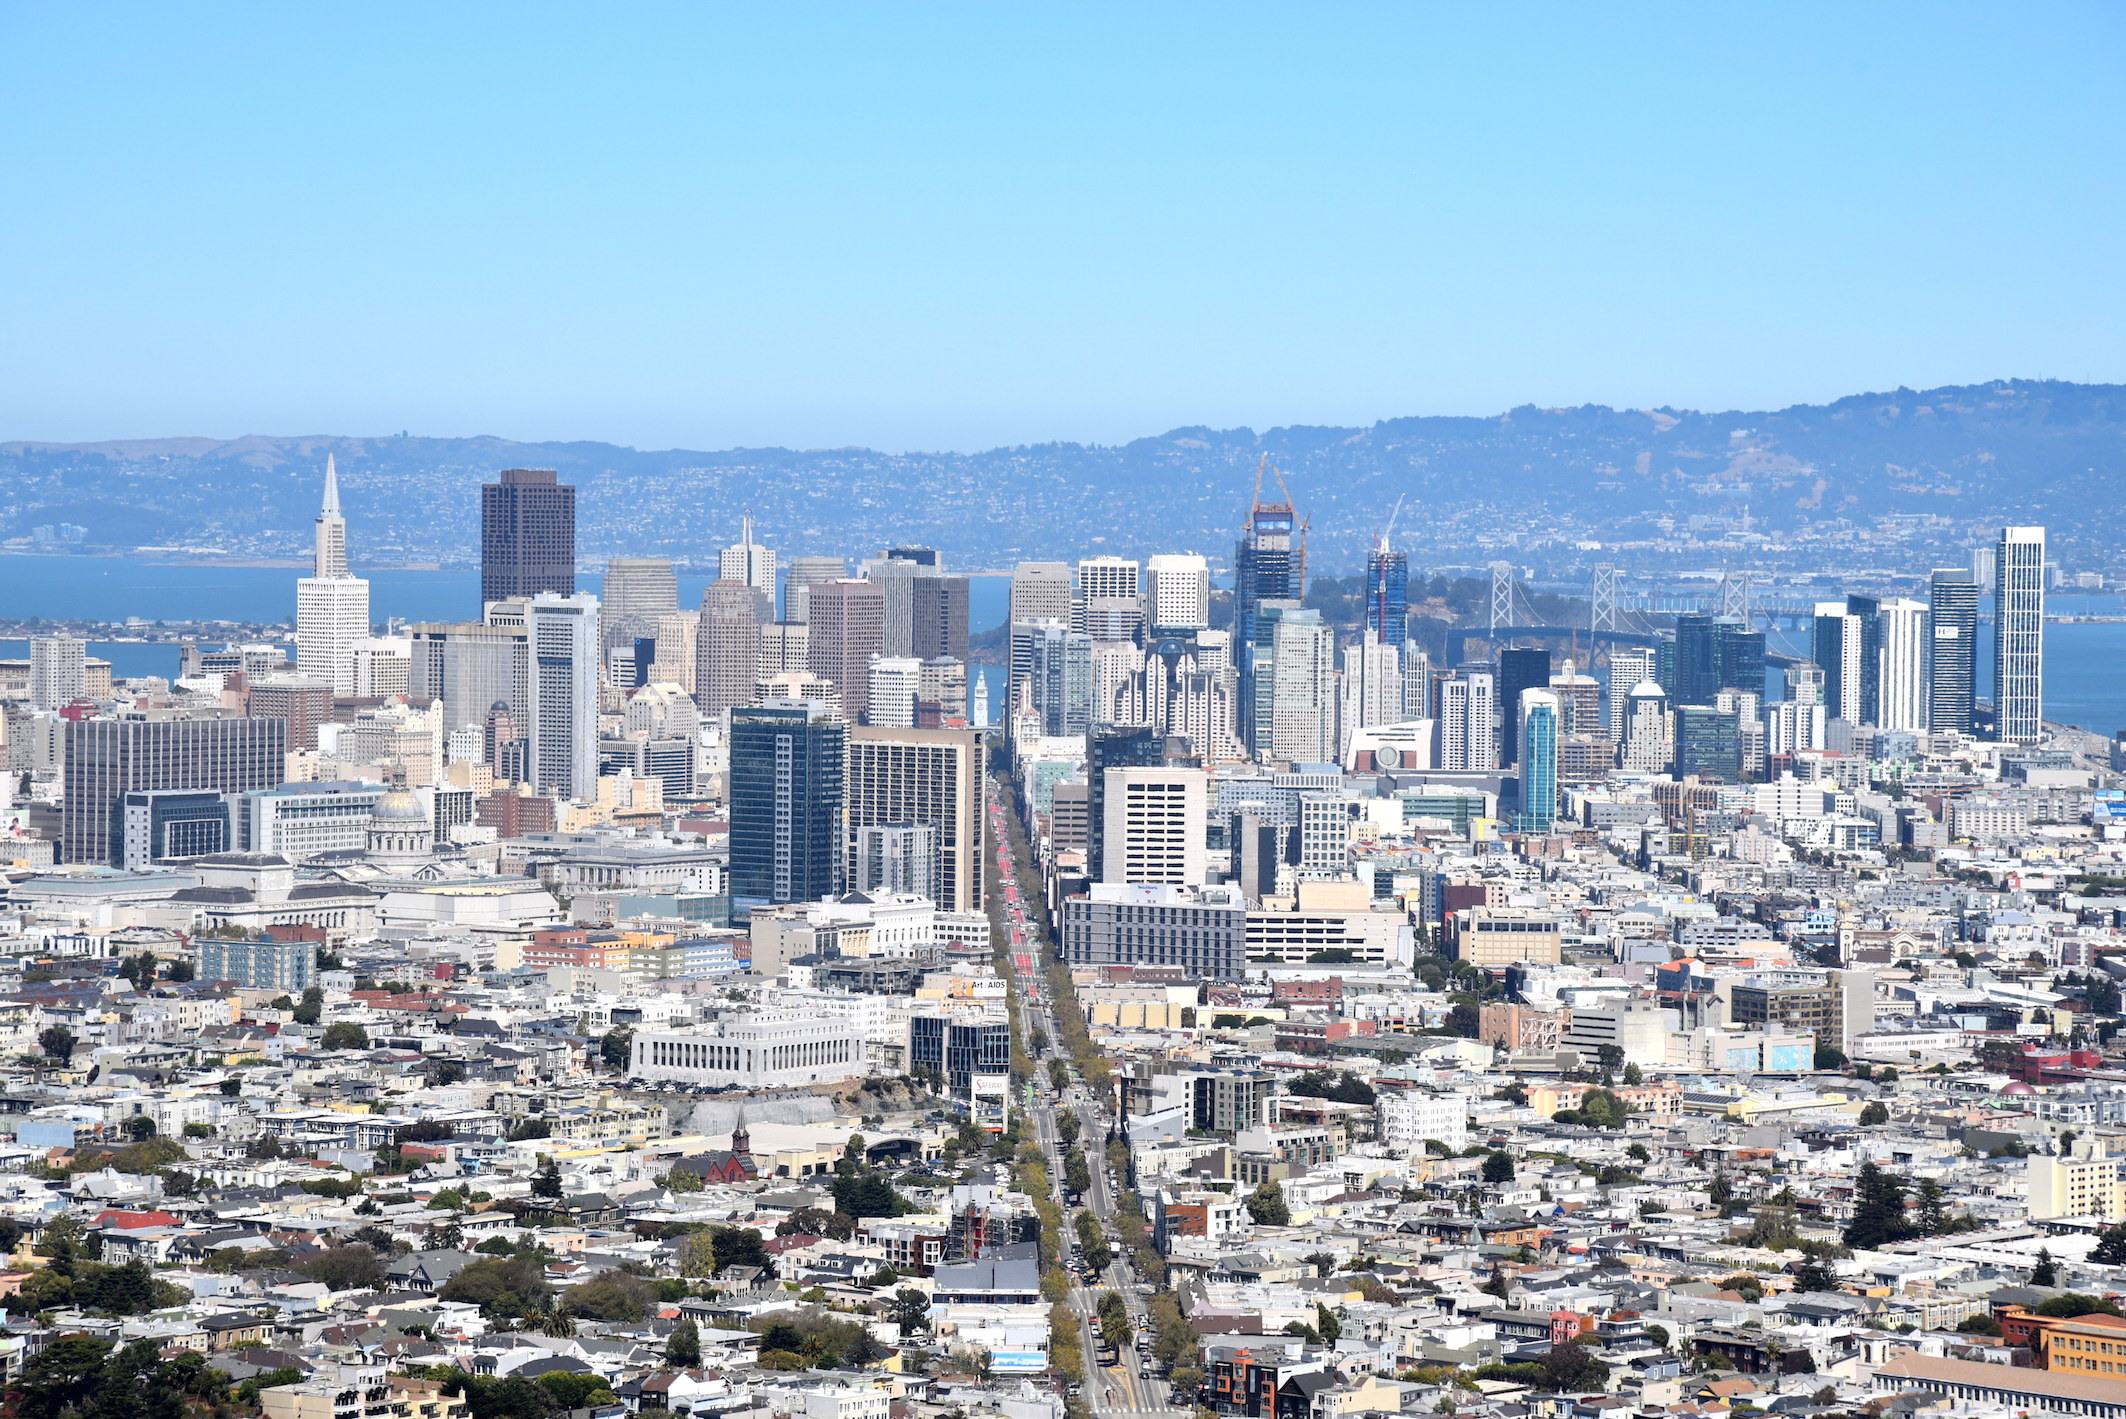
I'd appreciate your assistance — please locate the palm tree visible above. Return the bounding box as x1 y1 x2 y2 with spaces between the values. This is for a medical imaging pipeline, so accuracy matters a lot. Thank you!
542 1307 578 1339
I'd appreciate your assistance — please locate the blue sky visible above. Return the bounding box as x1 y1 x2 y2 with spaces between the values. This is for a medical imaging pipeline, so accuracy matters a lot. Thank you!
3 4 2122 452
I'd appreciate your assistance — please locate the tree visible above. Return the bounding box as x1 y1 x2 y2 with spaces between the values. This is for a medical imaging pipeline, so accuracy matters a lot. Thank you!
532 1157 564 1200
1542 1339 1609 1393
599 1028 633 1071
1481 1152 1516 1184
1815 1044 1848 1071
37 1026 75 1063
320 1021 370 1051
2092 1222 2126 1266
666 1318 702 1368
124 1115 156 1142
663 1166 703 1194
1245 1180 1289 1226
1791 1256 1839 1294
2032 1247 2060 1288
1314 1301 1341 1345
1859 1101 1889 1126
1622 1062 1644 1087
299 1244 386 1292
292 987 324 1026
563 1269 657 1322
438 1254 552 1318
1958 1313 2004 1335
1916 1179 1951 1236
890 1286 933 1337
1842 1161 1914 1249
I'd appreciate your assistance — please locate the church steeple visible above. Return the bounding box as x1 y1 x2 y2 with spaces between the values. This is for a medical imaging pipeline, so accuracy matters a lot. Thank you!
314 454 348 578
730 1108 751 1160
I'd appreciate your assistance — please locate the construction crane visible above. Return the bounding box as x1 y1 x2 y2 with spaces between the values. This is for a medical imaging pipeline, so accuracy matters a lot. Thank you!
1376 493 1405 555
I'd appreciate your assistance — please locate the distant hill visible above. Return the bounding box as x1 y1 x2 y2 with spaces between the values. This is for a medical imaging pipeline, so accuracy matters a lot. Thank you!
3 379 2120 574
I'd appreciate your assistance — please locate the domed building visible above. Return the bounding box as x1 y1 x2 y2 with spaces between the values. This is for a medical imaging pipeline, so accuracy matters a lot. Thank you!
366 787 434 871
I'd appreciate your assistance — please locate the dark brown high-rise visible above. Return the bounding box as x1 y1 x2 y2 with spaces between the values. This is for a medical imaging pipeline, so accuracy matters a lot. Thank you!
480 469 576 610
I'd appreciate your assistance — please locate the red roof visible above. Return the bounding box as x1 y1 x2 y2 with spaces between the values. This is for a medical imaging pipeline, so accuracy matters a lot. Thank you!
94 1208 182 1230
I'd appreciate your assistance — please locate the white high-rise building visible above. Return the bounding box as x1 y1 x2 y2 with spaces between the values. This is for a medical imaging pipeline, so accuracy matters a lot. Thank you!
29 635 86 711
1435 673 1497 771
1994 526 2046 745
1099 766 1207 887
1144 554 1211 632
1876 597 1929 732
1621 680 1671 774
1338 633 1404 760
298 579 370 697
352 637 412 699
865 655 923 729
1076 555 1140 603
1605 649 1655 741
296 457 371 696
524 593 601 800
1813 603 1867 726
720 514 774 606
313 454 348 578
1269 614 1336 765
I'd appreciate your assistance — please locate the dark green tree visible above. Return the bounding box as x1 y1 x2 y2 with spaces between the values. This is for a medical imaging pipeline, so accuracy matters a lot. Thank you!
320 1021 370 1051
1842 1161 1914 1249
2091 1222 2126 1266
1791 1256 1839 1294
292 986 325 1026
1244 1180 1289 1226
2032 1247 2060 1288
666 1318 702 1368
1481 1152 1516 1184
532 1157 564 1200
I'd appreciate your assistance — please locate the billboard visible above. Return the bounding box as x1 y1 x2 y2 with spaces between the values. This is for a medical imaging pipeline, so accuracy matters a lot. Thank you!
990 1349 1048 1373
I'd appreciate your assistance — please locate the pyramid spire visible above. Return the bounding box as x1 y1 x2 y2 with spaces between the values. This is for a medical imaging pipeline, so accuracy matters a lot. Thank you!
313 455 349 578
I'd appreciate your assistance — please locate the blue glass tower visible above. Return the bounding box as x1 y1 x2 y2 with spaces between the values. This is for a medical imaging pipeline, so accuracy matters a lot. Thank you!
1365 548 1408 647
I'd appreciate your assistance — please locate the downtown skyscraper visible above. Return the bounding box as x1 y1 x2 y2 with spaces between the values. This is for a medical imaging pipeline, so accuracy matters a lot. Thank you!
481 468 576 609
1928 567 1979 734
295 455 370 696
1994 525 2046 745
1234 481 1298 753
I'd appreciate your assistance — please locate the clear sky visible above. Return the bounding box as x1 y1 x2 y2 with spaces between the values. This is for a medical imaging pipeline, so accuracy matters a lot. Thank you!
3 4 2122 453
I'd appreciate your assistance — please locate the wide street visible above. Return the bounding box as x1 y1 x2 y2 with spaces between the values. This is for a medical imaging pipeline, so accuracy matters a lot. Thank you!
989 777 1186 1419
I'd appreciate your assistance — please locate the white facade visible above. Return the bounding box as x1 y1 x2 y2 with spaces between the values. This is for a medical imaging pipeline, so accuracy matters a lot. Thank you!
629 1013 867 1088
1269 615 1335 765
1100 766 1207 887
1435 673 1497 772
1076 555 1140 602
29 636 86 711
1376 1088 1470 1155
236 781 388 861
1144 553 1211 632
352 637 412 698
296 576 372 696
525 593 601 801
1621 681 1671 774
1994 525 2046 745
1876 597 1928 732
720 515 774 599
1605 649 1655 740
1338 633 1404 761
864 655 922 729
1815 603 1867 725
